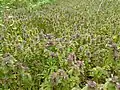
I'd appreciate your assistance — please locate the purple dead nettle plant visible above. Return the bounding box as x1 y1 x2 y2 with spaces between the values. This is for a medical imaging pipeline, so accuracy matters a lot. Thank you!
110 74 118 83
107 40 119 60
50 52 58 58
76 60 84 67
111 43 119 60
57 69 68 79
45 40 56 47
2 53 17 65
67 52 77 65
15 62 29 72
116 83 120 90
50 72 59 86
44 34 54 39
87 80 97 88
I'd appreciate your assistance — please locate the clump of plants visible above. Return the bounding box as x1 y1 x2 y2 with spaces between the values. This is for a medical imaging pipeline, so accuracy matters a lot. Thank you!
0 0 120 89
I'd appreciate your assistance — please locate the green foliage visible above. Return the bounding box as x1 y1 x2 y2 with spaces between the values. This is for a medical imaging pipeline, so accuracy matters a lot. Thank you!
0 0 120 89
0 0 55 8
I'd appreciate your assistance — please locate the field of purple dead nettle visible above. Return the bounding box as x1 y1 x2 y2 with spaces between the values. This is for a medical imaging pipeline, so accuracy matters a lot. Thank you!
0 0 120 90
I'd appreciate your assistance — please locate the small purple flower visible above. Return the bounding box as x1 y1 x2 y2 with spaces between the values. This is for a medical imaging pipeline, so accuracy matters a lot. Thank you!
116 83 120 90
67 53 76 64
46 41 55 47
87 80 96 88
50 52 57 58
44 34 53 39
57 69 68 79
111 76 118 83
76 60 84 67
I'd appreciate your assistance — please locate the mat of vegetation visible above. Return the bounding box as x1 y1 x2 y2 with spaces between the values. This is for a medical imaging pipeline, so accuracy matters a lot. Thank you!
0 0 120 90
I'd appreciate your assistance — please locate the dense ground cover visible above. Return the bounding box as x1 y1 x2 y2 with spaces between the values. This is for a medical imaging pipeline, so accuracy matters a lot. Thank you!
0 0 120 89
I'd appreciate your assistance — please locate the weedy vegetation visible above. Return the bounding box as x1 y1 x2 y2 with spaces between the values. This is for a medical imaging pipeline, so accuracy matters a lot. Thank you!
0 0 120 90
